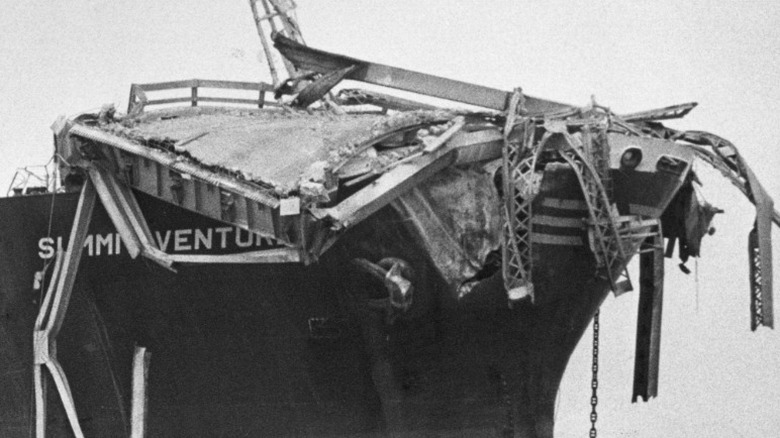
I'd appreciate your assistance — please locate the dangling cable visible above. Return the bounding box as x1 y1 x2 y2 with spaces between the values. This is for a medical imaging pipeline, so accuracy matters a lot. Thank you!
589 310 599 437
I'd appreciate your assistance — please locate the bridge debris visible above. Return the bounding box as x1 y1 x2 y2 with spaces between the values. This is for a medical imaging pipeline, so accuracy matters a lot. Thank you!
43 31 779 420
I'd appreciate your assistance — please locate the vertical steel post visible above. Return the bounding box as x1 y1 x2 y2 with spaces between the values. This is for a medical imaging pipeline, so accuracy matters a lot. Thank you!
131 346 151 438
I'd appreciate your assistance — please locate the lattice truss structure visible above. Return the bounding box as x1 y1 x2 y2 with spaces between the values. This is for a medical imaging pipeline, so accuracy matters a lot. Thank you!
501 119 540 301
559 126 633 293
249 0 304 86
501 105 664 301
749 227 769 330
501 92 545 302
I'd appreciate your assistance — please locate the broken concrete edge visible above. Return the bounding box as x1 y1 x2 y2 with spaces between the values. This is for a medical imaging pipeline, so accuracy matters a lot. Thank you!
67 84 697 225
68 124 280 209
62 105 777 232
330 110 461 175
58 109 476 255
63 110 664 234
311 127 504 231
79 104 465 197
60 120 299 251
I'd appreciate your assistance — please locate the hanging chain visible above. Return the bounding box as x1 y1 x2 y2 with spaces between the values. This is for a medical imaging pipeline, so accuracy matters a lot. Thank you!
589 309 600 437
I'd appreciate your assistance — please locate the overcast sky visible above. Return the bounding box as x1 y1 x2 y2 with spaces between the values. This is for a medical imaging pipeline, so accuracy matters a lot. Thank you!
1 1 779 436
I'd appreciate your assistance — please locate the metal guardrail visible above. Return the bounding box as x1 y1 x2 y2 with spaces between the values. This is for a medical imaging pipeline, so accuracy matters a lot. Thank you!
127 79 276 114
7 165 56 196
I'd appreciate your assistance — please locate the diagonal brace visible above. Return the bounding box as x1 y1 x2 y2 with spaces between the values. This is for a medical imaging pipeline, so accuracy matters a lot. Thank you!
33 180 97 438
88 164 174 271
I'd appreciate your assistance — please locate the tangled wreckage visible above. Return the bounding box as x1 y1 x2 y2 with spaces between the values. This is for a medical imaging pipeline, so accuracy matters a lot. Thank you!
1 2 778 437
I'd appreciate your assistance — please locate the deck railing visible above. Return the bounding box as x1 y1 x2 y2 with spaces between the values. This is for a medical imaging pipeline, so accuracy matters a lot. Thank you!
127 79 276 114
7 164 56 196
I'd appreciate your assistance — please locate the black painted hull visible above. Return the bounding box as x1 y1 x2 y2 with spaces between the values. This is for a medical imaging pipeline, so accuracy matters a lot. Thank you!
0 146 685 437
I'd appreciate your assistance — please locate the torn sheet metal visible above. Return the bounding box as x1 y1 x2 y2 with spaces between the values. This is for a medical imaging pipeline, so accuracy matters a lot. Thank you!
293 65 356 108
683 196 721 259
391 167 501 296
661 179 721 265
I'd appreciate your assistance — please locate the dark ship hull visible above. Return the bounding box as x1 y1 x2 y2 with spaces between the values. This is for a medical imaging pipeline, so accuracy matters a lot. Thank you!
0 143 687 437
3 23 774 438
4 1 779 435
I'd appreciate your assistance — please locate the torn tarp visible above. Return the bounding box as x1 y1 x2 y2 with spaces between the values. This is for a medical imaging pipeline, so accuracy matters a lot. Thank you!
661 177 721 268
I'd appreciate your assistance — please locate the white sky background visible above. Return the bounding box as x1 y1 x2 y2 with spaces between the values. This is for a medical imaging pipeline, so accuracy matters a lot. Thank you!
1 1 779 436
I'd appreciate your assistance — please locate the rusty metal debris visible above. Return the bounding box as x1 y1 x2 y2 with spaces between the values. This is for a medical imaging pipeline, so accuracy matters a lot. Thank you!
39 15 780 432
